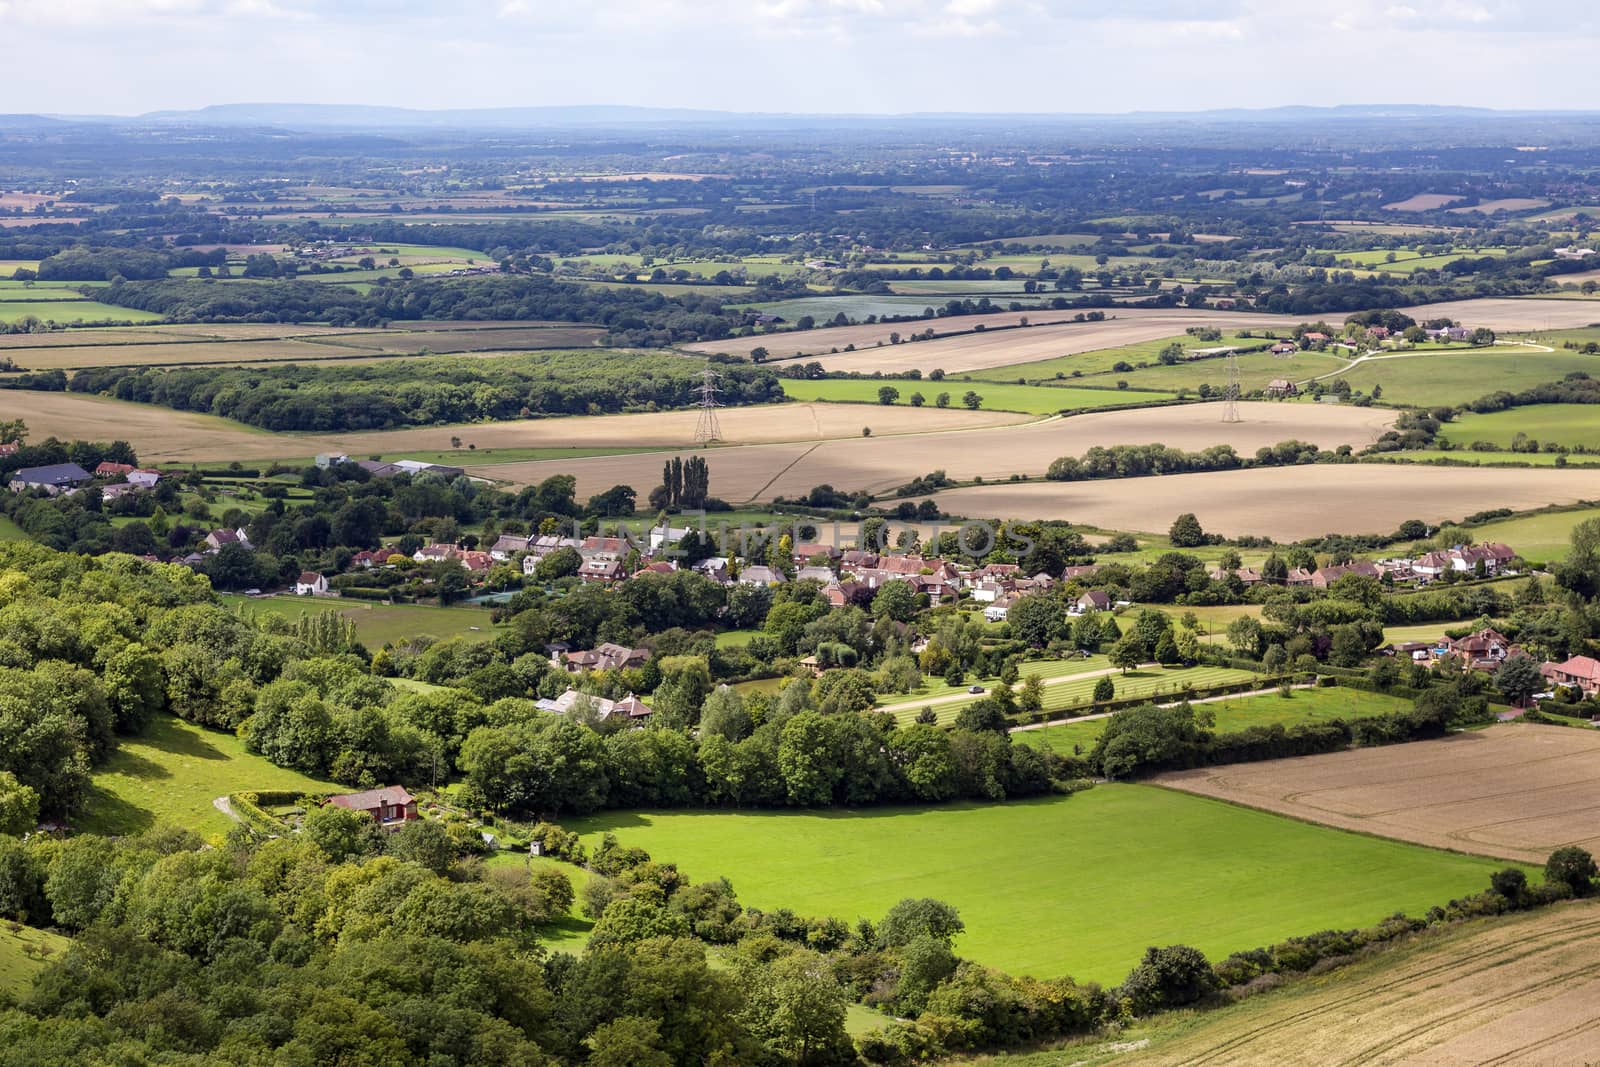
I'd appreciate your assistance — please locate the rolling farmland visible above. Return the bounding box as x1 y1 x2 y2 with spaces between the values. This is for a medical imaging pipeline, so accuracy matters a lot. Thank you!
1155 724 1600 865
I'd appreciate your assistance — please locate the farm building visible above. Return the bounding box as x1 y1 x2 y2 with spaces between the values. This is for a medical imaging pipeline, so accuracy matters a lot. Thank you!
8 462 91 495
1265 378 1299 397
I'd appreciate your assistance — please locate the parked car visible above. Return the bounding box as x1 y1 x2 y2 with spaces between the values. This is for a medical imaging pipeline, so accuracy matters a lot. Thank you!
968 684 985 694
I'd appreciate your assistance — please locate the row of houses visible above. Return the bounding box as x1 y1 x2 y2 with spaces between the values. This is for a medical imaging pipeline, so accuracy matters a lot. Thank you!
1209 543 1516 590
1388 628 1600 703
7 461 164 497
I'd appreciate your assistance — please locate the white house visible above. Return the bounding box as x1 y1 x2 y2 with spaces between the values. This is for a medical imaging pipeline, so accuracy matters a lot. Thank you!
983 596 1015 623
648 524 690 552
294 571 329 596
126 469 162 489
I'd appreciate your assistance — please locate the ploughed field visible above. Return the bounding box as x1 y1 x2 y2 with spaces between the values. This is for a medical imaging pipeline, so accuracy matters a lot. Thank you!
570 786 1514 984
1155 724 1600 865
916 464 1600 539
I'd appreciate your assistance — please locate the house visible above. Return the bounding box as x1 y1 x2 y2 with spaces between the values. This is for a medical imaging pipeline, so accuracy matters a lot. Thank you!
1541 655 1600 697
633 560 677 578
579 536 630 560
536 688 652 724
611 694 652 722
294 571 329 596
1300 331 1329 347
0 443 16 458
8 462 91 495
94 461 134 478
798 655 824 677
970 580 1008 604
1451 542 1515 575
522 535 583 569
458 550 494 574
796 565 836 584
969 563 1021 584
694 557 731 584
648 525 690 552
1071 589 1111 615
488 533 533 560
1441 627 1516 670
1310 560 1381 588
793 542 842 565
355 460 406 478
577 558 627 583
559 643 648 673
737 565 787 586
314 453 350 468
1270 342 1298 356
984 596 1016 623
840 550 879 569
127 469 161 489
205 527 253 553
1265 378 1298 397
1208 565 1262 585
325 785 417 830
413 543 460 563
352 550 380 569
1285 568 1316 587
100 483 136 501
821 579 863 608
1414 550 1453 580
1061 564 1099 581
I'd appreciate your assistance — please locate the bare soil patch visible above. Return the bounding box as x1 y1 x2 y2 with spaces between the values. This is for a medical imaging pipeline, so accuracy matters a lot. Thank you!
1383 193 1464 212
9 339 380 370
473 401 1393 501
1154 724 1600 865
915 464 1600 539
1125 899 1600 1067
1399 297 1600 332
685 308 1301 371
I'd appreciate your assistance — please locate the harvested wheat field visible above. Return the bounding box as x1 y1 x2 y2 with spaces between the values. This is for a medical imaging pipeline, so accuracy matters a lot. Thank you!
1400 297 1600 332
917 463 1600 539
1382 193 1463 211
0 391 1025 465
685 308 1299 370
0 324 387 349
1113 900 1600 1067
9 339 383 370
474 401 1395 500
1155 725 1600 865
1447 197 1551 214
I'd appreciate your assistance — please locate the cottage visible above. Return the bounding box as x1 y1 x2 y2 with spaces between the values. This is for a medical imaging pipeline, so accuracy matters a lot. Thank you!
821 579 863 608
413 543 460 563
488 533 533 560
1285 568 1316 587
795 565 836 584
1060 564 1099 581
793 542 842 565
559 642 648 673
693 557 731 584
1070 590 1111 615
352 550 380 569
1442 627 1516 670
325 785 417 830
205 527 253 553
94 461 135 478
579 536 630 561
633 560 677 578
458 550 494 574
1208 565 1262 585
127 468 162 489
648 525 691 552
984 596 1016 623
577 558 627 583
1310 560 1381 588
1265 378 1298 397
1269 343 1298 356
8 462 91 495
969 580 1008 604
294 571 329 596
737 565 786 586
1541 655 1600 698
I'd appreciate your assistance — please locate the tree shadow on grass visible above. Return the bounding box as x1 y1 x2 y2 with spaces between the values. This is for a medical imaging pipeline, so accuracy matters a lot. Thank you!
137 716 230 761
73 785 156 837
98 748 172 781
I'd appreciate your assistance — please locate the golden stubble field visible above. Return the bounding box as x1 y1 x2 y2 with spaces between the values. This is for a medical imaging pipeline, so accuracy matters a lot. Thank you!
685 308 1303 371
1399 297 1600 332
1155 725 1600 865
470 401 1395 500
1120 900 1600 1067
916 464 1600 539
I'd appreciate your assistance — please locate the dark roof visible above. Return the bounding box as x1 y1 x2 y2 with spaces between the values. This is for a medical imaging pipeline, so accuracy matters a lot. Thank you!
12 462 90 486
327 785 414 811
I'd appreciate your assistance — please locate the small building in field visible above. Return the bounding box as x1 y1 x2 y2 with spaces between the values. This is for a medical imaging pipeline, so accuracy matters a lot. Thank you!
294 571 328 596
325 785 418 830
1265 378 1298 397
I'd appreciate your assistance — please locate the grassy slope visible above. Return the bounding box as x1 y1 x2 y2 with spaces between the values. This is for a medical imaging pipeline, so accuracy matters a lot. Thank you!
0 924 69 997
966 332 1285 383
219 594 495 648
0 300 164 324
1014 687 1414 755
79 714 338 839
1338 348 1592 406
1441 404 1600 449
568 786 1512 983
1468 506 1600 564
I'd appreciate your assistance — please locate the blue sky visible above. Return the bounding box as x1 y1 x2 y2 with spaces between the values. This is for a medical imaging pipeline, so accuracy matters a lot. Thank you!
3 0 1595 115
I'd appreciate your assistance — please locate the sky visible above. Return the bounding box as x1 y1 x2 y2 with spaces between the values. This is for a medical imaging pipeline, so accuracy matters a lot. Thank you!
2 0 1596 116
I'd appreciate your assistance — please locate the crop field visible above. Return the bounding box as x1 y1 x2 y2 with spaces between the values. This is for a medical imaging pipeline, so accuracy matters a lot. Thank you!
1399 298 1600 332
1023 901 1600 1067
682 309 1300 369
1156 724 1600 865
1440 404 1600 449
1450 196 1552 214
1468 506 1600 564
0 299 164 324
568 787 1512 982
918 464 1600 539
479 401 1395 501
0 924 69 997
1104 351 1350 395
1334 347 1594 406
970 331 1285 382
738 295 954 320
219 594 495 648
1014 687 1415 756
778 378 1172 414
79 714 338 839
1376 450 1600 469
1383 193 1464 211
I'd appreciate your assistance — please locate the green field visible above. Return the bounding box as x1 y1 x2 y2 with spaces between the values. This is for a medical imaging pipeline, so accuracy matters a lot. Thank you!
0 300 164 324
1440 405 1600 449
1014 686 1414 755
0 923 69 996
967 332 1288 383
79 714 338 838
569 787 1516 982
1091 351 1349 395
1377 450 1600 468
1465 506 1600 564
891 664 1260 726
219 594 496 648
484 851 596 952
779 378 1171 414
1336 348 1591 406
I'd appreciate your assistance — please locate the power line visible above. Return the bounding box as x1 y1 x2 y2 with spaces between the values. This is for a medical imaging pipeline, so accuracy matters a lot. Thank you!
1221 349 1241 423
693 366 722 446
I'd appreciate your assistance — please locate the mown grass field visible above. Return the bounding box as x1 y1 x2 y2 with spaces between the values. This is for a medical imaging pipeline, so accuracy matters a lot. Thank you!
1441 404 1600 449
0 299 164 324
0 924 70 997
778 378 1171 414
570 787 1516 983
1377 450 1600 468
1468 505 1600 564
892 665 1261 726
1338 348 1592 406
219 594 495 648
969 331 1284 382
79 714 338 839
1014 686 1415 756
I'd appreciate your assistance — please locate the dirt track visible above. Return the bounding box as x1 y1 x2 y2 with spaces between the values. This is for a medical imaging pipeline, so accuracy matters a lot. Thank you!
685 308 1304 372
916 464 1600 540
1122 900 1600 1067
1154 724 1600 865
468 401 1395 500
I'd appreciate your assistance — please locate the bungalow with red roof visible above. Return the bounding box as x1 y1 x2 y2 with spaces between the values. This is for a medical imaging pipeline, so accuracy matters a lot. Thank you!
325 785 418 831
1541 655 1600 698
